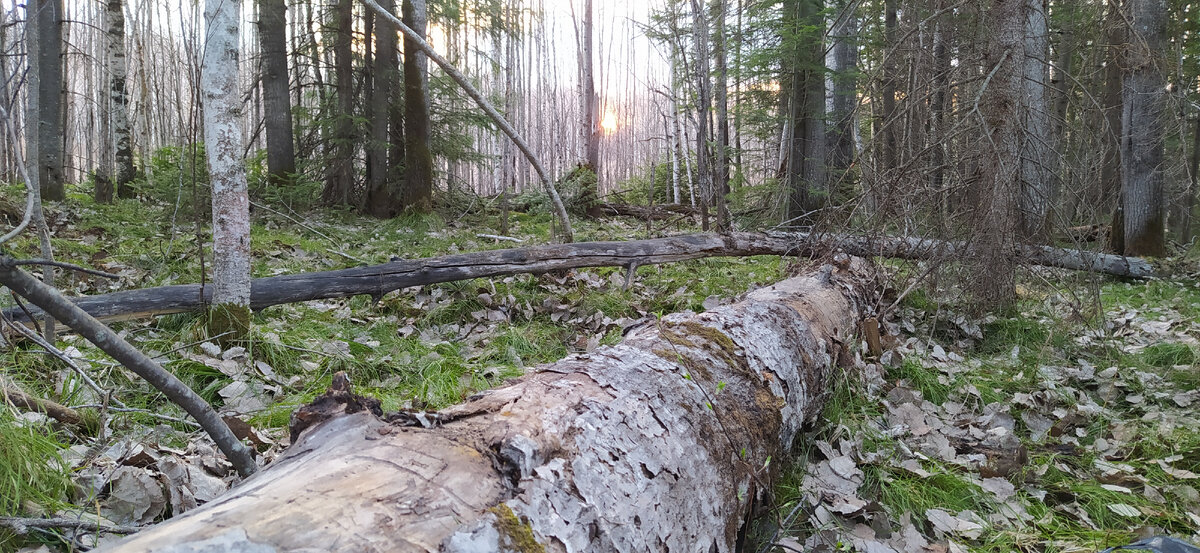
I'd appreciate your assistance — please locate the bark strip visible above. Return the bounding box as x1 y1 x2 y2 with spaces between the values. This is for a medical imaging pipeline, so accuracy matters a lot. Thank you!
2 232 1155 327
100 258 878 553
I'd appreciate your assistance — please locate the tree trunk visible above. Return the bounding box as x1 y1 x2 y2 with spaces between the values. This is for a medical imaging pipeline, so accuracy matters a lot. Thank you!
322 0 356 206
364 0 401 217
579 0 600 173
95 0 114 204
783 0 824 224
690 0 713 231
401 0 433 213
1101 0 1124 241
98 260 879 553
30 0 65 202
1120 0 1167 256
1178 116 1200 243
202 0 252 338
258 0 296 187
3 232 1156 329
1019 0 1052 238
712 0 731 229
974 0 1024 307
880 0 897 173
826 0 857 195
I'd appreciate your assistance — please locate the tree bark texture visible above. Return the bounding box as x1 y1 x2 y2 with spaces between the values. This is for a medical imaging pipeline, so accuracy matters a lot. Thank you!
826 2 857 187
712 0 731 228
1100 1 1125 219
401 0 434 212
202 0 252 312
690 0 714 230
99 259 879 553
1120 0 1167 256
258 0 296 187
579 0 600 173
783 0 825 224
2 232 1156 328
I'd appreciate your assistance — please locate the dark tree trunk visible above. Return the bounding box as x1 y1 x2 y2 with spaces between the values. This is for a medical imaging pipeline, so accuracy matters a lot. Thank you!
783 0 824 225
880 0 897 173
690 0 713 230
258 0 296 187
364 0 401 217
322 0 356 206
712 0 731 229
30 0 66 202
1101 0 1125 247
401 0 433 212
1119 0 1167 256
826 1 857 194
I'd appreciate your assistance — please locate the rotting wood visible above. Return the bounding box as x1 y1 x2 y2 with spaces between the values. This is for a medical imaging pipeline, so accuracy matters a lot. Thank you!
99 257 879 553
3 231 1156 327
1 384 85 427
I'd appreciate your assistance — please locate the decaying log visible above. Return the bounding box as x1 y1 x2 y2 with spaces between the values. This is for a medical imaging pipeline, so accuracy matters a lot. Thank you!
4 231 1155 327
101 258 877 553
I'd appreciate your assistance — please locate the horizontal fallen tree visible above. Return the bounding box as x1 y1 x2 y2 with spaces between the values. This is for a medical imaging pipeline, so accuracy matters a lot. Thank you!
4 231 1155 326
101 257 878 552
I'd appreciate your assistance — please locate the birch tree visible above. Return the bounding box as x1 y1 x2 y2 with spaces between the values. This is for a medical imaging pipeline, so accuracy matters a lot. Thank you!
202 0 252 338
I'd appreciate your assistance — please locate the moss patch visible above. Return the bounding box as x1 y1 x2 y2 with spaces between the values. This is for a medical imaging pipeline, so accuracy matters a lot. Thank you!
489 504 546 553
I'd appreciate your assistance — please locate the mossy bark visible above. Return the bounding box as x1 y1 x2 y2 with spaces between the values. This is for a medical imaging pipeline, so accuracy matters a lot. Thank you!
206 303 250 344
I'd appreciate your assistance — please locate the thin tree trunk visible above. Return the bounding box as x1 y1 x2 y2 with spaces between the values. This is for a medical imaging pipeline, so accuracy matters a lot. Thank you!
579 0 600 173
711 0 731 230
258 0 295 187
1120 0 1167 256
881 0 898 173
690 0 713 231
1102 0 1125 252
203 0 252 337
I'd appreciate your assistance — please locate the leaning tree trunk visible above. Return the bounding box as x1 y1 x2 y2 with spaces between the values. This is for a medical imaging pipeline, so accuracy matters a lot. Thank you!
100 259 878 553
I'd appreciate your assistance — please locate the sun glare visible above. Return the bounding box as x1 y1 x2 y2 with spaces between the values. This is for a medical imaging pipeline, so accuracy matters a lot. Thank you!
600 110 619 134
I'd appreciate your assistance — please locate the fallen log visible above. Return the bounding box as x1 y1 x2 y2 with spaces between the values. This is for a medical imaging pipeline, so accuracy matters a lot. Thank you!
101 257 878 553
3 231 1156 326
595 202 700 220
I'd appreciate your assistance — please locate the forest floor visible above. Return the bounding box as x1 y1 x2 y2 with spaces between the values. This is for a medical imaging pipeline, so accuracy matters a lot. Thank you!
1 187 1198 552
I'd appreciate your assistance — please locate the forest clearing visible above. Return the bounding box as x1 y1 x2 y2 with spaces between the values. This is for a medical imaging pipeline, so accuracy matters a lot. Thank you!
1 0 1199 551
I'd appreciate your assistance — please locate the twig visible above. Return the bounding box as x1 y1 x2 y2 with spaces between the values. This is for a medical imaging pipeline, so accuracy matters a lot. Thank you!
248 200 368 264
0 104 36 246
0 315 122 407
8 292 44 336
68 404 201 428
8 259 120 279
476 233 525 243
0 515 141 535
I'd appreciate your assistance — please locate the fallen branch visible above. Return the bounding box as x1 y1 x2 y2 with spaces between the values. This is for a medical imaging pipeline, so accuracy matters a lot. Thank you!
0 515 141 535
595 202 700 221
3 232 1155 326
0 256 258 478
99 258 879 552
1 384 86 427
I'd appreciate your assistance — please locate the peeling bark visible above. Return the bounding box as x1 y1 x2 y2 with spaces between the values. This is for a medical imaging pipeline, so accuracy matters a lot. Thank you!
100 259 878 553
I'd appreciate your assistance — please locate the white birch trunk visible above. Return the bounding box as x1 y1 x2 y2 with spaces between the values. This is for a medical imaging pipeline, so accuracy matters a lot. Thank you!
99 260 877 553
202 0 251 310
